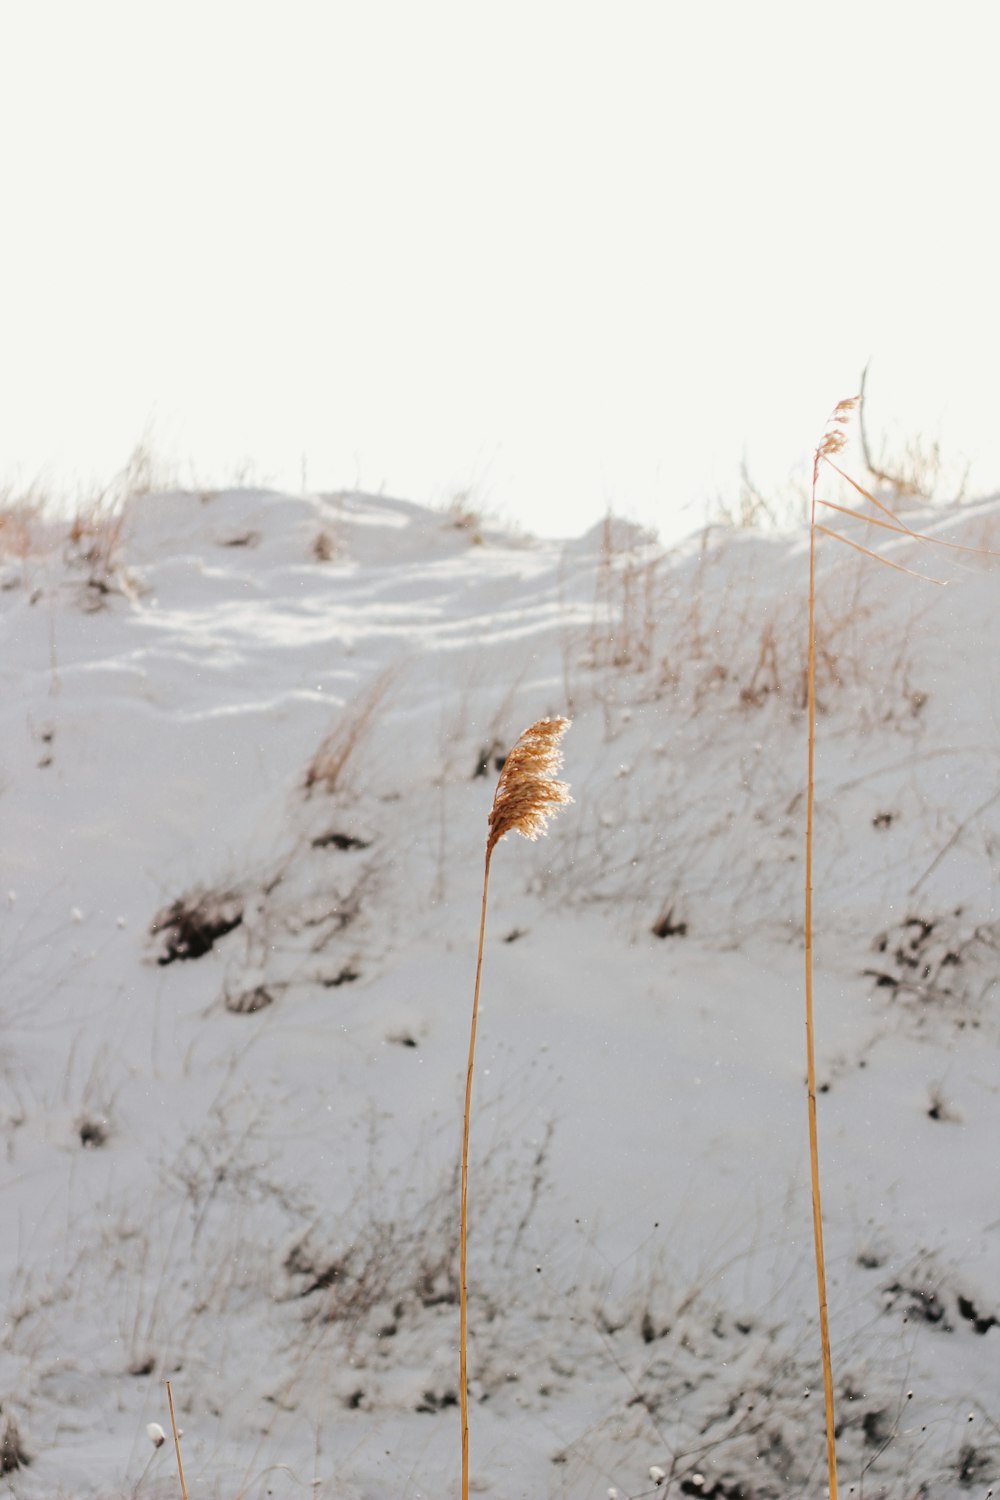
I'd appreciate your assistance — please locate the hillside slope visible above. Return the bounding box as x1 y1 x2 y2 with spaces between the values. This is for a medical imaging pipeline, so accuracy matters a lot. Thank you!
2 488 999 1499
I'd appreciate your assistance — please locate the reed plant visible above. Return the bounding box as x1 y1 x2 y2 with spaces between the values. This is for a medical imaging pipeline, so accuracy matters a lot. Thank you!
460 718 572 1500
803 396 992 1497
804 401 854 1500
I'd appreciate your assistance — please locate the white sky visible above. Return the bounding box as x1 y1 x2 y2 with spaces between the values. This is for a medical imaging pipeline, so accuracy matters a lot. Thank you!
2 1 999 541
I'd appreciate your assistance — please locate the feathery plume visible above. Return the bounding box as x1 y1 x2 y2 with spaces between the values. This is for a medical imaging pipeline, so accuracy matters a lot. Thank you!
815 395 859 466
487 717 572 854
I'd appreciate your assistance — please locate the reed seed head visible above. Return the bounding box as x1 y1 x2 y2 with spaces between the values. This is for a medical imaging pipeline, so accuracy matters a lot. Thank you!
816 395 859 463
487 717 572 854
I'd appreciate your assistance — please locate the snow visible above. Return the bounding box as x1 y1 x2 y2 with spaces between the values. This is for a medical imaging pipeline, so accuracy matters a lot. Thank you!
2 486 999 1498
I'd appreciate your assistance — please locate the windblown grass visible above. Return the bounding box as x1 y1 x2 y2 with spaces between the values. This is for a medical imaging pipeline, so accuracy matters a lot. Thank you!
804 398 857 1500
460 717 571 1500
804 398 998 1500
304 668 396 797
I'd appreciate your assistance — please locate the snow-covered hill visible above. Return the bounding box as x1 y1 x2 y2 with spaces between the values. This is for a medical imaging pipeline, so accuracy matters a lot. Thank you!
2 487 999 1499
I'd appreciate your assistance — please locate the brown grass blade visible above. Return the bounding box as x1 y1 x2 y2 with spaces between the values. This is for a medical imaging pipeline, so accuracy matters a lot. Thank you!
819 494 1000 560
815 524 947 584
817 499 911 535
822 457 918 535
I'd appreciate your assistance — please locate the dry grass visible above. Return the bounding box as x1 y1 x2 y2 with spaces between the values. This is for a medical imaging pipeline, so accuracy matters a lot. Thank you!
166 1380 189 1500
859 361 970 505
445 490 485 542
64 494 133 607
710 455 811 531
312 526 337 562
303 669 396 798
804 397 858 1500
0 482 70 582
586 514 660 674
486 717 573 853
461 717 571 1500
803 397 999 1500
0 482 50 562
0 442 169 604
63 438 178 604
571 514 925 750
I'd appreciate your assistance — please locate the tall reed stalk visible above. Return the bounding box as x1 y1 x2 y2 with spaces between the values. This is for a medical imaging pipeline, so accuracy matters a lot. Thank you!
460 718 571 1500
805 401 854 1500
805 396 962 1497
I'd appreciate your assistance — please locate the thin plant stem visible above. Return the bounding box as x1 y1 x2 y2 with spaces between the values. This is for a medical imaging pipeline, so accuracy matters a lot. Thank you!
806 390 991 1495
457 716 570 1500
460 847 493 1500
166 1379 189 1500
807 452 839 1500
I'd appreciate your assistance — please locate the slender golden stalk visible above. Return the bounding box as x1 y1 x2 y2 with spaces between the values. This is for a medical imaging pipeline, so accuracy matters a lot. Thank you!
804 395 865 1498
459 718 571 1500
166 1379 189 1500
460 847 492 1500
806 395 992 1497
806 427 839 1500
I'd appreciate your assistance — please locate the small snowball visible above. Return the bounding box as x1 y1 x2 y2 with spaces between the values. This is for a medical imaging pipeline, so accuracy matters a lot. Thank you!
146 1423 166 1448
71 907 83 923
116 916 126 928
649 1466 666 1485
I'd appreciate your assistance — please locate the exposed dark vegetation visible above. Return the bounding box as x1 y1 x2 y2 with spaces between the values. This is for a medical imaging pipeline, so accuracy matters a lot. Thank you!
150 890 244 965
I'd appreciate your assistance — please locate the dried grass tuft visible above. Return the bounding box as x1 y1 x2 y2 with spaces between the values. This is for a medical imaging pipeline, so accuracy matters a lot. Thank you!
815 395 859 465
304 669 395 797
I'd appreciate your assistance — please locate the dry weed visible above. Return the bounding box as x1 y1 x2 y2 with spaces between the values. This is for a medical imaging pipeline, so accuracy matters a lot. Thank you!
587 513 660 674
65 494 132 606
802 394 999 1500
312 527 337 562
0 483 60 575
460 717 571 1500
803 396 861 1500
859 362 970 505
304 669 396 797
446 490 484 541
